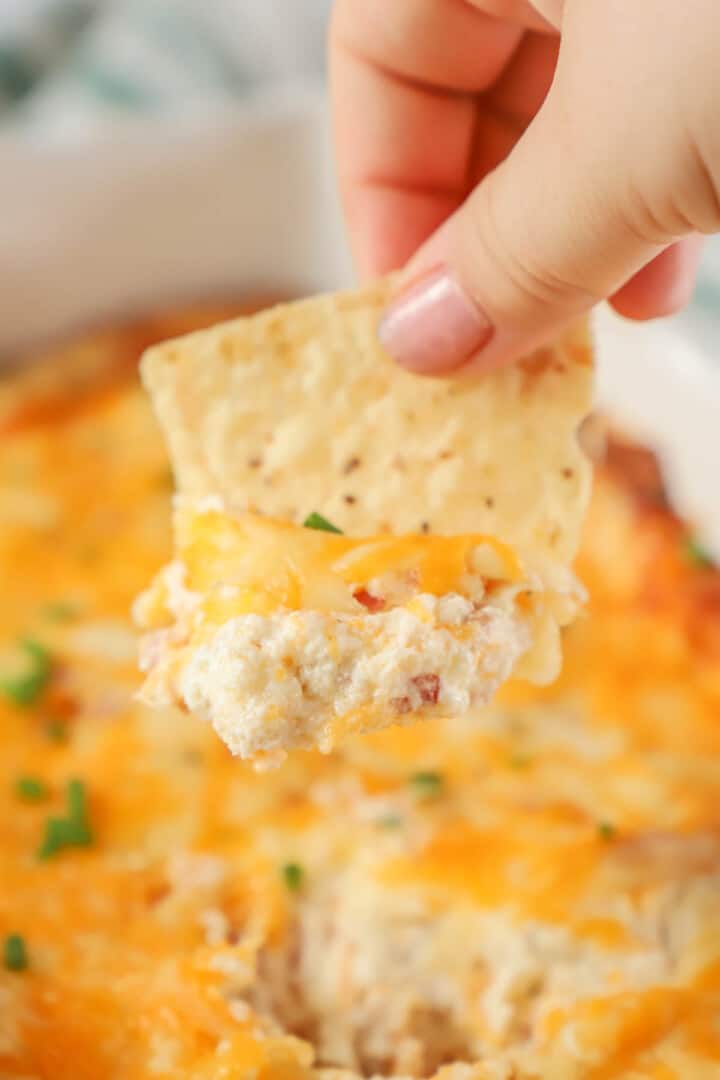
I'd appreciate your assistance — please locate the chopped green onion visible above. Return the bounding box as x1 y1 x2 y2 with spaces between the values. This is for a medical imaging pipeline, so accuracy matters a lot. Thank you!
377 813 404 829
0 639 52 707
3 933 28 972
45 719 67 743
409 771 444 799
37 818 74 859
302 512 343 534
15 776 48 802
37 778 93 860
66 778 86 819
281 862 304 892
41 601 78 623
597 821 616 841
683 536 714 568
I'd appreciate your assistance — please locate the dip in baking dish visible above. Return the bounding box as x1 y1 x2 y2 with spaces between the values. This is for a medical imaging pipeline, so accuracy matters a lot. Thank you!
1 304 720 1079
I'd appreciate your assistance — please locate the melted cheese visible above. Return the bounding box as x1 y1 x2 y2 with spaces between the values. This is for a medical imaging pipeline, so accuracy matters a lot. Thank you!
0 313 719 1079
173 503 521 615
133 504 544 759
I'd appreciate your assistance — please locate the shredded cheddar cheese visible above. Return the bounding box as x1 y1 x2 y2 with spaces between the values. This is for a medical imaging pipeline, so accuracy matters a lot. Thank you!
134 503 545 761
0 308 719 1079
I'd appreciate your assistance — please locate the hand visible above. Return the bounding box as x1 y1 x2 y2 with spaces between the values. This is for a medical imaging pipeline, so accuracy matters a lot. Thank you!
330 0 719 373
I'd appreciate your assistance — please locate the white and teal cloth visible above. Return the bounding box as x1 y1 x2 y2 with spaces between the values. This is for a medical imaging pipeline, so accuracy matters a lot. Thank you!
1 0 718 351
0 0 330 134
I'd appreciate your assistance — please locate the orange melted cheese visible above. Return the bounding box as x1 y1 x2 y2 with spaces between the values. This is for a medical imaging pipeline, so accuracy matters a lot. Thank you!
169 504 521 620
1 314 720 1079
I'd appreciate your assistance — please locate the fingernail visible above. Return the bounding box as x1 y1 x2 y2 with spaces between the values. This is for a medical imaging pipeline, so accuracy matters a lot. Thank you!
378 270 493 374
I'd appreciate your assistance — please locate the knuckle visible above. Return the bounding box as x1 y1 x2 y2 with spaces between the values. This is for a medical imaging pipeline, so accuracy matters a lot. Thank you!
461 177 601 320
684 133 720 235
621 135 720 244
618 179 676 247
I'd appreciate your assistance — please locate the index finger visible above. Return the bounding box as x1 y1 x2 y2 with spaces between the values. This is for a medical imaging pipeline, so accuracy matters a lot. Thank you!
329 0 525 275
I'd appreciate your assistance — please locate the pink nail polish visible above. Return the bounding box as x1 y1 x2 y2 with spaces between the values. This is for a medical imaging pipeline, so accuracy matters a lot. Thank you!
378 270 493 374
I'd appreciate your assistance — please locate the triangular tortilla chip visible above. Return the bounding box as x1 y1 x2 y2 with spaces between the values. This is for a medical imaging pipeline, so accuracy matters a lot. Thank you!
136 279 593 763
142 278 592 561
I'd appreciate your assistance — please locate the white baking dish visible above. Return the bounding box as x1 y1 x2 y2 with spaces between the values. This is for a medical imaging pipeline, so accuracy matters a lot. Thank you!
1 87 718 549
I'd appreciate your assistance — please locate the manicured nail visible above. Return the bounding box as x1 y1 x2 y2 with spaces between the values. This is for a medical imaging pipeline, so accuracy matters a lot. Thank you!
378 270 493 374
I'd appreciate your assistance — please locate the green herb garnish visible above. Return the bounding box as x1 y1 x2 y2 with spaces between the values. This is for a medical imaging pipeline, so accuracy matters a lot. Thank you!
37 779 93 860
45 719 67 743
281 862 304 892
41 601 78 623
597 821 616 841
377 813 404 829
3 933 28 972
0 639 52 707
683 536 714 569
409 771 444 799
15 776 48 802
303 512 343 535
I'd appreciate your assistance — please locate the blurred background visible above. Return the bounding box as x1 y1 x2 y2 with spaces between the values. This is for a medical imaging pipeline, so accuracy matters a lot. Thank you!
1 0 719 354
0 1 331 133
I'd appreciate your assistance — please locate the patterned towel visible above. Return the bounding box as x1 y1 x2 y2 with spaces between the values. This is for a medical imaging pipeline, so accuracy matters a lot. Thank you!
0 0 330 135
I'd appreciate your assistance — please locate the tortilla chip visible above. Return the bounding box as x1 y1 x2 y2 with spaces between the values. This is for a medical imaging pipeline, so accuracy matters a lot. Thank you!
141 278 592 565
137 278 593 762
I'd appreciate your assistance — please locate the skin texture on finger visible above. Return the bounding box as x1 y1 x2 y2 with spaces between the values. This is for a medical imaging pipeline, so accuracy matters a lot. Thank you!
610 237 704 321
468 0 557 32
471 31 558 182
330 0 523 274
342 185 461 276
332 0 524 94
396 96 668 373
485 30 558 129
335 49 476 196
526 0 564 30
332 44 476 275
330 1 564 277
380 236 703 377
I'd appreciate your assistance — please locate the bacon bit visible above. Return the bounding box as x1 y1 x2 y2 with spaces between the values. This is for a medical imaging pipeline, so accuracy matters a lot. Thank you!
343 494 357 505
353 588 385 613
411 673 440 705
519 351 566 378
146 881 171 907
402 568 421 589
390 696 413 715
605 440 668 509
44 687 80 721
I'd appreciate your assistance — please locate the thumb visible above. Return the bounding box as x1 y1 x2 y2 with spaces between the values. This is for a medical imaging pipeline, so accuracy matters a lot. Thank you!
377 91 676 375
